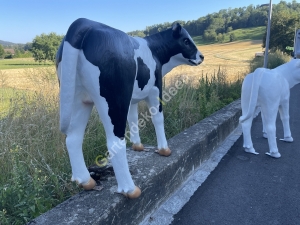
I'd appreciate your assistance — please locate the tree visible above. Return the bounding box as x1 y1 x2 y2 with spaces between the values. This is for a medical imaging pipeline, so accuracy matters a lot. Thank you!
229 33 236 42
226 26 233 33
31 32 64 63
24 42 32 51
217 33 225 43
127 30 145 37
203 29 217 42
263 10 299 53
0 44 5 58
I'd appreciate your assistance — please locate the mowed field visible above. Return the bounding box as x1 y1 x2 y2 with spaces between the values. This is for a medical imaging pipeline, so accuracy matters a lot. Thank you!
0 58 56 91
0 40 263 91
167 39 262 82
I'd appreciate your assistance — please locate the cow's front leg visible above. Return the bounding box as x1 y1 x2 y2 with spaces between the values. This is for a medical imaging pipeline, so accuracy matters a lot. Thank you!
145 88 171 156
279 101 293 142
127 103 144 151
65 99 96 190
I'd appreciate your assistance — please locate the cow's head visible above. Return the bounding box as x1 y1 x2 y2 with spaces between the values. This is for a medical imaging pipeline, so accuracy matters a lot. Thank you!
171 23 204 66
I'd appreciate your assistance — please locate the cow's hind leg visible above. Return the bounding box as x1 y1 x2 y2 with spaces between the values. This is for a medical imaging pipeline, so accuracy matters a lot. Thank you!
241 117 258 155
240 84 258 155
261 106 281 158
92 97 140 198
79 50 140 198
65 97 96 190
127 102 144 151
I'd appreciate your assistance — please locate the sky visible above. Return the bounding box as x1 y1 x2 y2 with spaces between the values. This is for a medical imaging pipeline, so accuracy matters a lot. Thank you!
1 0 286 44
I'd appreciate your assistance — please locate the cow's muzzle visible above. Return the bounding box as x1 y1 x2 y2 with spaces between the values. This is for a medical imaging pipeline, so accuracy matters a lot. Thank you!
189 59 200 65
189 54 204 65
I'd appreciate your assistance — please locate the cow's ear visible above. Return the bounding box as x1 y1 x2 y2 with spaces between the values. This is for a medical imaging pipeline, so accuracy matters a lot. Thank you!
172 23 182 39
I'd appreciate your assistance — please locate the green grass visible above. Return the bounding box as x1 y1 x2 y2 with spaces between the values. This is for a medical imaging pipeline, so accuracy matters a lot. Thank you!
0 70 77 224
0 58 54 70
229 26 265 41
193 26 265 45
0 88 28 117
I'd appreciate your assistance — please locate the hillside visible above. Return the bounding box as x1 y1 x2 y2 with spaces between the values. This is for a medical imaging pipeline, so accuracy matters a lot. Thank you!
126 1 300 53
0 40 20 46
1 25 265 48
193 26 265 45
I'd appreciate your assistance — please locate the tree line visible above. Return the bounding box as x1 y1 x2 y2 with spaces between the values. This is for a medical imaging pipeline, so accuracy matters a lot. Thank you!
0 42 33 59
128 1 300 43
1 0 299 62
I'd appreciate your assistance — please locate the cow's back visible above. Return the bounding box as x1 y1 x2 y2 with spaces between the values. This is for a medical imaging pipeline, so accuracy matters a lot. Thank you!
65 18 115 49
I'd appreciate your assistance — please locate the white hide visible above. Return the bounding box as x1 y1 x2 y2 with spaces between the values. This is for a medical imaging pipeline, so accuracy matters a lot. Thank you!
58 42 135 193
59 42 80 134
162 53 192 75
131 37 157 102
240 59 300 158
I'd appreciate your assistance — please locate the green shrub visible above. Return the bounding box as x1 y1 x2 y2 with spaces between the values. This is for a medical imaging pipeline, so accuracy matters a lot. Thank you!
0 146 64 224
249 50 291 72
137 68 243 144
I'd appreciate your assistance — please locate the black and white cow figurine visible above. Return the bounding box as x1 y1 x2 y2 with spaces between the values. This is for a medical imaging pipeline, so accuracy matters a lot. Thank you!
56 18 204 198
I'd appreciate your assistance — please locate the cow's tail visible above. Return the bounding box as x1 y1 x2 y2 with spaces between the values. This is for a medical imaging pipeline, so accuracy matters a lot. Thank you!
239 68 264 123
58 41 80 134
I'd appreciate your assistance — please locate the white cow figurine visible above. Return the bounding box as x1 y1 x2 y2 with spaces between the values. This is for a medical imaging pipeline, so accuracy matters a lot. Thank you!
56 18 204 198
239 59 300 158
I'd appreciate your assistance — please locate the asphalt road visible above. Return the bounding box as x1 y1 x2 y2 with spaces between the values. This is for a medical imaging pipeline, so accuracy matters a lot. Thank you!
171 84 300 225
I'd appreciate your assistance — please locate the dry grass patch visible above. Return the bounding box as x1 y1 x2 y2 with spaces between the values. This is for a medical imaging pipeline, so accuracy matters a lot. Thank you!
0 67 58 92
166 40 262 83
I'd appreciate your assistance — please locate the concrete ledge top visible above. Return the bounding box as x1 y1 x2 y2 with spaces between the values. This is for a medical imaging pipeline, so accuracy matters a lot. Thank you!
29 99 242 225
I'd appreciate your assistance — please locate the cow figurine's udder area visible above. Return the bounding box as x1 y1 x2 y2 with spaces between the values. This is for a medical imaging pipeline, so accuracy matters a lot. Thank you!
81 92 94 104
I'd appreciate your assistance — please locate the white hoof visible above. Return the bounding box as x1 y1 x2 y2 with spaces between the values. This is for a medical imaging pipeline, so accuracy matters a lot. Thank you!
265 152 281 158
279 137 293 142
244 147 259 155
263 132 268 139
